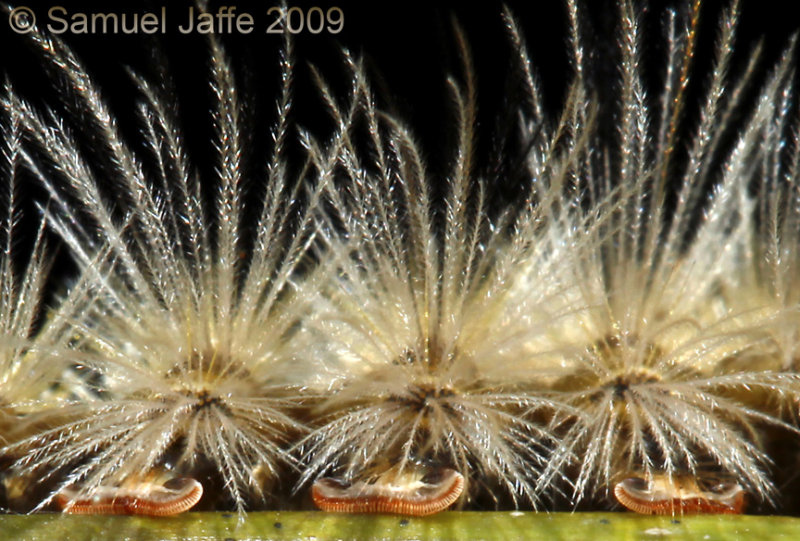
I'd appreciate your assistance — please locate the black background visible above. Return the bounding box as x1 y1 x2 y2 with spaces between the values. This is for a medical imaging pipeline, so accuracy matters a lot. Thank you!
2 0 798 183
0 0 798 272
2 0 797 171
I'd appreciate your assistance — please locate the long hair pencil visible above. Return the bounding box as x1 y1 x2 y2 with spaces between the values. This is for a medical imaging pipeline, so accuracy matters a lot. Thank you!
291 10 601 512
2 19 331 514
534 0 800 513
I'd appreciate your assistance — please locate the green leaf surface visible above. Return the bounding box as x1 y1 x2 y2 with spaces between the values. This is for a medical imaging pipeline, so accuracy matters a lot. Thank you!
3 512 800 541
